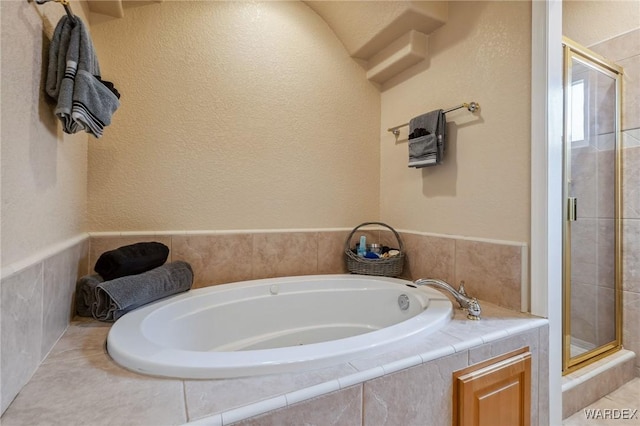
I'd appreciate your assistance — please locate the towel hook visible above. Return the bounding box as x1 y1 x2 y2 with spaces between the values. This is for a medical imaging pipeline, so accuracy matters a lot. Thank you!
34 0 76 22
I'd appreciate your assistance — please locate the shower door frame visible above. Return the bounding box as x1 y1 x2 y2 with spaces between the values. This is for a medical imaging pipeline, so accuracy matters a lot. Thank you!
562 37 623 374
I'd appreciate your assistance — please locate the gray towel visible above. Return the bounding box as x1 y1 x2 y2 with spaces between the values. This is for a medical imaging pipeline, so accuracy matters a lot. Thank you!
46 16 119 138
76 261 194 322
45 16 74 100
408 110 446 168
76 274 103 318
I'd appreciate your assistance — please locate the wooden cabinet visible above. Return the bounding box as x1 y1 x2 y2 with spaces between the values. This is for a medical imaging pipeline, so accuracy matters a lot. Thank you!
453 348 532 426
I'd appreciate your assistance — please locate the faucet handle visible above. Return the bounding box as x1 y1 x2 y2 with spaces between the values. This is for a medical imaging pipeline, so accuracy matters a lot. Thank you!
466 298 481 320
458 280 468 297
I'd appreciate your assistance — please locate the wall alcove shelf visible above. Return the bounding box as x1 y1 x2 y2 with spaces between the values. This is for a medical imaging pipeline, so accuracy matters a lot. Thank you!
304 1 449 84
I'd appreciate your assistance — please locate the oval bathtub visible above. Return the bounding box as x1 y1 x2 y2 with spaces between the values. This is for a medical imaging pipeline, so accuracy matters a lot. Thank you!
107 274 453 379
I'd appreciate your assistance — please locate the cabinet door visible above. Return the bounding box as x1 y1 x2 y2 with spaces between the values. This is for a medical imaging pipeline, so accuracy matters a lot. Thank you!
454 348 531 426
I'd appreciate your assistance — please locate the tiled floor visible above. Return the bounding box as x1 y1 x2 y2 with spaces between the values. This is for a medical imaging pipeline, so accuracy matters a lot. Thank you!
564 378 640 425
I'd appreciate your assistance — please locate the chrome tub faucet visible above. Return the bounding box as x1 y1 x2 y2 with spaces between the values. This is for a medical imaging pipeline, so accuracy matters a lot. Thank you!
410 278 481 320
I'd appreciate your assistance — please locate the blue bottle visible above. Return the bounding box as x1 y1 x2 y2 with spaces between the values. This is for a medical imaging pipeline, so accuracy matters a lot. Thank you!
357 235 367 257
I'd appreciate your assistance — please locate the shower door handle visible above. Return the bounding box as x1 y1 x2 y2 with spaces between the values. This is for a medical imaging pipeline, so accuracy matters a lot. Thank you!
568 197 578 221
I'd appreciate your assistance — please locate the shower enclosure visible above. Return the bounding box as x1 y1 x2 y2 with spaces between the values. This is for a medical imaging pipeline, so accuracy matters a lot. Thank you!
562 37 623 373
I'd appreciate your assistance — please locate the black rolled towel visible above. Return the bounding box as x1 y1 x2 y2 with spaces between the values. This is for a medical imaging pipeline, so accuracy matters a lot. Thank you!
94 241 169 280
77 261 194 322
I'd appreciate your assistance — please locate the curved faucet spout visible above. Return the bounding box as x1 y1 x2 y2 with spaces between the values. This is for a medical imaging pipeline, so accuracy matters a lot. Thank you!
413 278 481 320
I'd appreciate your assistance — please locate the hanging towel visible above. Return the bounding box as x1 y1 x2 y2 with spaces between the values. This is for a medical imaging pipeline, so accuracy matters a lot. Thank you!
94 241 170 281
45 16 120 138
407 109 446 168
76 261 194 322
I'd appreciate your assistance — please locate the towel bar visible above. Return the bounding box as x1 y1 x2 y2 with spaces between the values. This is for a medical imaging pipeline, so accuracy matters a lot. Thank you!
387 101 480 136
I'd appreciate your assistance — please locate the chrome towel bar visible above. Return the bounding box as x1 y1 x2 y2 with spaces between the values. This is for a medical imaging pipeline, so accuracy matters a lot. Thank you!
387 101 480 136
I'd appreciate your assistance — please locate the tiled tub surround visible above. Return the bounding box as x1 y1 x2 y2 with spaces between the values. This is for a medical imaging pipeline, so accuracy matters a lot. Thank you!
89 229 528 312
0 235 89 414
0 303 548 426
0 227 527 418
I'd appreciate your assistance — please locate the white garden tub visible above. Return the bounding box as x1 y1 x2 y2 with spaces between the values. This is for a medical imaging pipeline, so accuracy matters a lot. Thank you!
107 274 453 379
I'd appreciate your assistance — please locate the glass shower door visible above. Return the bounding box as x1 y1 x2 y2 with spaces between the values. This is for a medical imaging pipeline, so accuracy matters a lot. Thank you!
563 38 622 373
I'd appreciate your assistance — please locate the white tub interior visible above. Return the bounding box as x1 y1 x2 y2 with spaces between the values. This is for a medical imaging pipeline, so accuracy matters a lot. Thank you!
107 275 453 379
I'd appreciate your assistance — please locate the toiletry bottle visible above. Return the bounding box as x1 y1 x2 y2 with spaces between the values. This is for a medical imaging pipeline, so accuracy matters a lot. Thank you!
357 235 367 257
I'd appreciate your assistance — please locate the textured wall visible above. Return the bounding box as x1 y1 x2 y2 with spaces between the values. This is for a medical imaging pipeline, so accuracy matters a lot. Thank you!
379 1 531 243
563 0 640 47
1 0 90 267
86 1 381 232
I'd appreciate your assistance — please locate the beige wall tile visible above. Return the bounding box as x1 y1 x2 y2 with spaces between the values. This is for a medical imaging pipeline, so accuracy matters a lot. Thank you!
622 146 640 219
622 220 640 293
590 28 640 62
0 264 44 414
562 355 636 419
596 286 616 346
317 230 349 275
597 219 616 288
593 76 617 136
185 364 356 421
363 352 468 426
42 242 86 359
622 291 640 372
620 54 640 131
571 146 597 219
251 232 318 279
378 228 402 250
571 282 597 345
172 234 253 288
454 240 522 310
401 232 455 283
571 219 598 286
597 148 615 219
237 385 362 426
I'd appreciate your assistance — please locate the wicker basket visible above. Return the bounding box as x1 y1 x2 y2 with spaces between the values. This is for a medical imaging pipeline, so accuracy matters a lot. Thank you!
344 222 404 277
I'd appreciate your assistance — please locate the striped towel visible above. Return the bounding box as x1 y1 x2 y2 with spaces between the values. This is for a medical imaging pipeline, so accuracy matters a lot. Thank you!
46 16 119 138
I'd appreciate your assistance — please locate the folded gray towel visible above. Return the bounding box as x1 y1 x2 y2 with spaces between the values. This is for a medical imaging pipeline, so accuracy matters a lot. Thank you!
76 261 194 322
46 16 119 138
408 134 437 167
76 273 103 318
408 109 446 168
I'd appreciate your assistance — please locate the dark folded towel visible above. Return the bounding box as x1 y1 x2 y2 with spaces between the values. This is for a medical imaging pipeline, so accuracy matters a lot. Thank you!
408 109 446 168
76 261 194 322
94 242 169 280
76 274 103 318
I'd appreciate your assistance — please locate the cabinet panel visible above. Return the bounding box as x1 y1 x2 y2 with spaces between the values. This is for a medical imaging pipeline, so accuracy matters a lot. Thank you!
454 348 531 426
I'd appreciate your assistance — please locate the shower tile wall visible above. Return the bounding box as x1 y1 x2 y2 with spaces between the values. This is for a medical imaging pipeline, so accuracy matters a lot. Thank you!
568 34 622 352
591 28 640 376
